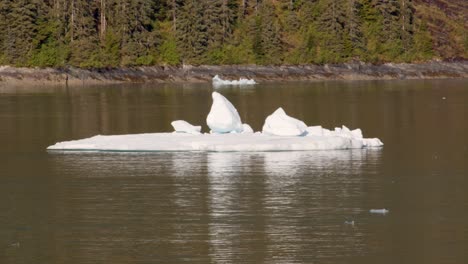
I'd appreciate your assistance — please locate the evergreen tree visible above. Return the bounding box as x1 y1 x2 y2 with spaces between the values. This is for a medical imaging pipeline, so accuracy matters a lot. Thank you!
316 0 347 62
68 0 100 66
1 0 44 65
176 0 208 63
252 1 283 64
344 0 364 57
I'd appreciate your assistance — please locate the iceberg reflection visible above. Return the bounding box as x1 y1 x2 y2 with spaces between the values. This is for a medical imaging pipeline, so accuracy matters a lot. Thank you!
48 149 382 263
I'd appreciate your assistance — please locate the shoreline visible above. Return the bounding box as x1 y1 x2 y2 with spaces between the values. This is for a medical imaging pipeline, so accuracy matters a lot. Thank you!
1 61 467 86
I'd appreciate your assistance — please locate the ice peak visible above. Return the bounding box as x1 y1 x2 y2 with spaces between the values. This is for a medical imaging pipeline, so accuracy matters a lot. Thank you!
207 92 243 133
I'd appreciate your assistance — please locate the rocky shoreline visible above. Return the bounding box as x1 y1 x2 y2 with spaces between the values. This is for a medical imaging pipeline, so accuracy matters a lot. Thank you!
1 61 467 86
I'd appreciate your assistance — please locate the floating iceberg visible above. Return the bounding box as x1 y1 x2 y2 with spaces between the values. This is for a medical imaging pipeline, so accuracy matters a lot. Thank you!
212 75 256 86
207 92 244 133
47 91 383 152
48 132 382 152
171 120 201 135
369 209 389 214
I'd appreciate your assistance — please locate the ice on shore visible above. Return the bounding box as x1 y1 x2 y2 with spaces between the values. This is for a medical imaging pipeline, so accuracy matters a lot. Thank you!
262 108 307 136
171 120 201 135
212 75 256 86
47 91 384 152
207 92 243 133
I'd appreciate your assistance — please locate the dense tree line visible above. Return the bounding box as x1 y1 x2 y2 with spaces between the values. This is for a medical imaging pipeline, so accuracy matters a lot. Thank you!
0 0 465 67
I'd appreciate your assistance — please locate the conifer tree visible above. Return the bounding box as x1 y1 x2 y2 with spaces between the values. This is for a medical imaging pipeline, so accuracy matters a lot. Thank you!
176 0 208 62
316 0 347 62
252 1 283 64
1 0 44 65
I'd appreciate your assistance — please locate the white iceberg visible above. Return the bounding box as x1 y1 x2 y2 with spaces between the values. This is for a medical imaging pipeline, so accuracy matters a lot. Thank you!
262 108 307 136
48 132 382 152
369 209 389 214
212 75 256 86
47 91 384 152
171 120 201 135
206 92 243 133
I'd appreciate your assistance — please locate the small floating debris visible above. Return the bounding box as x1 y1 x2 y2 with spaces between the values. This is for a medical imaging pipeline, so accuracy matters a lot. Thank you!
344 220 355 226
369 209 389 214
10 242 20 248
212 75 256 86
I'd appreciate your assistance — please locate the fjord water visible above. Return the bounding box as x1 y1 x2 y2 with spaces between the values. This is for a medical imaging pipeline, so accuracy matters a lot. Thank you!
1 79 467 264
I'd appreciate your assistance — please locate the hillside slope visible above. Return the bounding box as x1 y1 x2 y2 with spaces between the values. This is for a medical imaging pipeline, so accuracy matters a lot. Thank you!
0 0 466 67
414 0 467 59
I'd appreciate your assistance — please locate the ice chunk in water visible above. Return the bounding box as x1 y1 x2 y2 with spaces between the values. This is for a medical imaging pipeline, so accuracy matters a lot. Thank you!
370 209 389 214
262 108 307 136
206 92 243 133
171 120 201 135
212 75 256 86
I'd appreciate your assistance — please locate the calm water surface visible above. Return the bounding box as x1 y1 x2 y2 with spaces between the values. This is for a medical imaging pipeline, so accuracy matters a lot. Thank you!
0 80 467 263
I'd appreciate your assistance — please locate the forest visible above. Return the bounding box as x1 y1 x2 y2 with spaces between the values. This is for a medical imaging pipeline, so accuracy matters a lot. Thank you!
0 0 466 68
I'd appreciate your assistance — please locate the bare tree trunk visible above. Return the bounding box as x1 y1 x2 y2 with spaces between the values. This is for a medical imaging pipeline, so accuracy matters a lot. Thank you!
71 0 75 42
222 0 227 42
241 0 246 16
172 0 177 31
54 0 60 17
402 0 405 31
100 0 106 39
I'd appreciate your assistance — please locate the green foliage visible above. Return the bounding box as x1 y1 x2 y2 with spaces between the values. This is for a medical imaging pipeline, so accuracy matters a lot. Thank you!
412 21 433 61
158 37 180 65
0 0 464 67
30 40 68 67
99 30 121 67
222 42 256 64
251 2 284 65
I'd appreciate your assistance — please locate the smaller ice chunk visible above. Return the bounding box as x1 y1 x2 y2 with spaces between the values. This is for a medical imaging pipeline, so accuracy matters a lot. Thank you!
369 209 389 214
262 108 307 136
362 138 384 147
351 128 363 139
306 126 324 136
212 75 256 86
334 125 353 138
322 128 332 136
171 120 201 135
242 124 254 133
206 92 243 133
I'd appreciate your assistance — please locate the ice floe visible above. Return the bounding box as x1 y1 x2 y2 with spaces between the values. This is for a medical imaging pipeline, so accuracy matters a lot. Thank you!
212 75 256 86
48 91 384 152
48 133 381 152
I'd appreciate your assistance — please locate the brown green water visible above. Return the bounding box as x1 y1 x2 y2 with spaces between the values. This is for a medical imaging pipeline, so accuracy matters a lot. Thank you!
1 79 467 263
